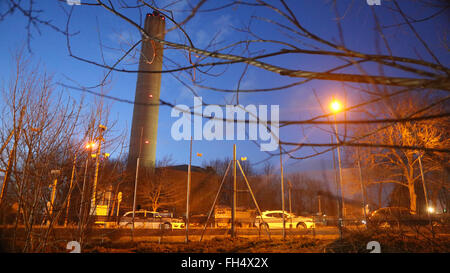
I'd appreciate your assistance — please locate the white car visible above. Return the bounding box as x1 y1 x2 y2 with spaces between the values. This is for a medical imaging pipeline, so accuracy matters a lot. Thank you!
119 210 185 229
255 210 315 230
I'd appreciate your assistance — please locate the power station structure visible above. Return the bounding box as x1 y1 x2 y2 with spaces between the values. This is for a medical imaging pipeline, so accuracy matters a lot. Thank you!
128 11 166 169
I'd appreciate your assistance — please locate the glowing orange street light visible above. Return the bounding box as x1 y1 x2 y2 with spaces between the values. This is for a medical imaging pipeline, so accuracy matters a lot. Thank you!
85 142 97 150
330 99 343 113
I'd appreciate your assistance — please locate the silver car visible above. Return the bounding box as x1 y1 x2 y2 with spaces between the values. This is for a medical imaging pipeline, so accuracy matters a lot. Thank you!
119 210 185 229
255 210 315 230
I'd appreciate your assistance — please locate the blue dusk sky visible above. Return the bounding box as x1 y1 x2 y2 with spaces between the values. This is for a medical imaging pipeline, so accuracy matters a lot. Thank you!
0 1 448 173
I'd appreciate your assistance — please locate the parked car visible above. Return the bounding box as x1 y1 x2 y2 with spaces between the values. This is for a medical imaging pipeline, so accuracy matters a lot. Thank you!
119 210 185 229
367 207 440 228
255 210 315 230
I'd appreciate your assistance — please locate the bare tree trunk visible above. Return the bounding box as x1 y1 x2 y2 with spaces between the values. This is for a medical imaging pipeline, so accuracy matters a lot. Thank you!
408 183 417 214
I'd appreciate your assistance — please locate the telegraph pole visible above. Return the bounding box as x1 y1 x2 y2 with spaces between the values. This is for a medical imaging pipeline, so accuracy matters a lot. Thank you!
132 127 144 241
279 144 286 240
231 144 237 238
318 195 322 215
357 148 367 228
332 135 343 240
334 115 345 219
418 153 435 237
91 124 106 216
78 154 89 227
287 180 292 214
185 136 193 243
65 154 77 226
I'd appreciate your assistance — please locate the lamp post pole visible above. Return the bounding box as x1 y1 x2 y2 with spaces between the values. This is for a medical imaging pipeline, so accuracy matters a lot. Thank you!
279 144 286 240
65 153 77 227
357 148 368 228
79 154 89 226
418 153 435 237
333 112 346 234
287 181 292 214
331 134 343 240
231 144 237 238
329 99 345 240
185 136 193 243
90 125 106 216
132 127 144 241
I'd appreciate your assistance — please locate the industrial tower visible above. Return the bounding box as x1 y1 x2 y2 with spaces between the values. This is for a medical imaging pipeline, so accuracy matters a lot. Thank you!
128 11 165 169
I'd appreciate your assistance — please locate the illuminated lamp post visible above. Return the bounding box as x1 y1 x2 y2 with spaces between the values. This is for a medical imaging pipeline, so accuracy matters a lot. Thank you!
330 99 345 239
90 124 107 216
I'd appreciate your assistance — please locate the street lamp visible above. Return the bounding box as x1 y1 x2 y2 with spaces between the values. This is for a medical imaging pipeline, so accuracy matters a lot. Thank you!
330 100 343 113
85 142 97 150
330 98 345 239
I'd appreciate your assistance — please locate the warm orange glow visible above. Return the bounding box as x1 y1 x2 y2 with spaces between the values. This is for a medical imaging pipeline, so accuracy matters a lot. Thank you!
85 142 97 149
330 100 343 113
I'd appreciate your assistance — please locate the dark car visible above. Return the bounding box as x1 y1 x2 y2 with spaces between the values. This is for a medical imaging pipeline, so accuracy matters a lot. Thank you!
368 207 440 228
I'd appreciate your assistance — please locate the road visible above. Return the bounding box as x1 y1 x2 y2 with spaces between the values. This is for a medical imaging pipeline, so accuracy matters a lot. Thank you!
3 224 448 244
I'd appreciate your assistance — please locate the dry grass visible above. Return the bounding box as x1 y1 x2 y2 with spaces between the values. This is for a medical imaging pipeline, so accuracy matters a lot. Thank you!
84 237 330 253
323 226 450 253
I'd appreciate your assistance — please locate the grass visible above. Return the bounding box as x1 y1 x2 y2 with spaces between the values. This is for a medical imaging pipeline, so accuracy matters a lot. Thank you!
85 236 330 253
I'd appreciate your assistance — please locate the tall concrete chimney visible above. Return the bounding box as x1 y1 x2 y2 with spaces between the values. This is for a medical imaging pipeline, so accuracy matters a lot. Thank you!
128 11 165 169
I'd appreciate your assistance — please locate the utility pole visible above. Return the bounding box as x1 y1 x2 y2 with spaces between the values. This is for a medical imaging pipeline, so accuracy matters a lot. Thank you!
418 154 430 213
90 124 106 216
65 154 77 226
287 180 292 214
331 135 343 240
357 148 367 228
279 144 286 240
78 154 89 228
132 127 144 241
318 195 322 215
231 144 237 238
418 153 435 237
334 115 345 219
185 136 193 243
